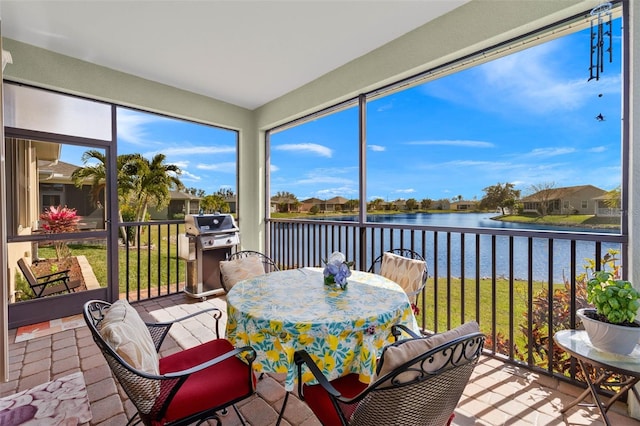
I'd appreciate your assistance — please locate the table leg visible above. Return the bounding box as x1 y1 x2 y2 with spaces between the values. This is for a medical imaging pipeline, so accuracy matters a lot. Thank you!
579 360 613 426
561 359 640 426
560 368 609 416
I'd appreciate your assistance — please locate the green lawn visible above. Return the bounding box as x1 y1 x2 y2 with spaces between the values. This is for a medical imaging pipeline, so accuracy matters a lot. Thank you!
496 213 620 229
420 277 554 351
35 223 188 295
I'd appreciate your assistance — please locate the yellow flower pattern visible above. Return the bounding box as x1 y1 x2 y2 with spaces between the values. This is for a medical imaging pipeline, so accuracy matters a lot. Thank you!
225 268 418 391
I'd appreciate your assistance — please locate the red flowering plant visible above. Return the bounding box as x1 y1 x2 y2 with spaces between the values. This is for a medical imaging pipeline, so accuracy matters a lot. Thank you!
39 205 79 259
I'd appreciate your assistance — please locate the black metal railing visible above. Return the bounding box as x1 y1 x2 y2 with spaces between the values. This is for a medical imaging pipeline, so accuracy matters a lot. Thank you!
268 217 626 383
118 220 186 301
115 217 627 387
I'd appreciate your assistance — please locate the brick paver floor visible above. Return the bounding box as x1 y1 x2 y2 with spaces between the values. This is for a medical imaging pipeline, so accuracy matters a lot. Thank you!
2 293 640 425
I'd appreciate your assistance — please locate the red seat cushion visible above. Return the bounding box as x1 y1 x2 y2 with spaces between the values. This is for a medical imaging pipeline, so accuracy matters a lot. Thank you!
302 373 368 426
155 339 255 424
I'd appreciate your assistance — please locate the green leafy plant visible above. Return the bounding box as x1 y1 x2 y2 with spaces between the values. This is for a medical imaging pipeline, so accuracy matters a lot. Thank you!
586 270 640 325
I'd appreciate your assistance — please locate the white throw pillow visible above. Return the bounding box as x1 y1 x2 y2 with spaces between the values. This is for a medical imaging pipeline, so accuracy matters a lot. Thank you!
99 299 159 375
220 255 266 291
374 321 480 385
379 252 426 301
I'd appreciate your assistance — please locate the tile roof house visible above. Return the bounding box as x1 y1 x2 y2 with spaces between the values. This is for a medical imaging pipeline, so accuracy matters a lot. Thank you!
521 185 607 215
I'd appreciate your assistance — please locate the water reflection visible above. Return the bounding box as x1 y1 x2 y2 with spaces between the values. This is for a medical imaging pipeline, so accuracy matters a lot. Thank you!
276 213 622 283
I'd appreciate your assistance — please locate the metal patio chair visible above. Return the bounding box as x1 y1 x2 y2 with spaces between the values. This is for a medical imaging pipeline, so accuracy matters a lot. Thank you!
219 250 279 293
367 248 428 313
295 321 485 426
17 258 81 298
84 299 257 426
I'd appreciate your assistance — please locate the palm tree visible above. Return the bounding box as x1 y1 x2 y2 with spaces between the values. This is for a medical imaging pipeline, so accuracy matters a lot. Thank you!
72 150 141 241
71 149 107 205
131 153 183 224
72 150 141 204
72 151 182 244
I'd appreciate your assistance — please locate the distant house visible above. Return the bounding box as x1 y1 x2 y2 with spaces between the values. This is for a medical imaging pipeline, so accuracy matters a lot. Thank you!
38 161 105 229
325 196 349 211
270 196 300 213
592 193 621 217
521 185 606 215
224 195 237 214
300 197 323 212
149 190 201 220
450 200 478 211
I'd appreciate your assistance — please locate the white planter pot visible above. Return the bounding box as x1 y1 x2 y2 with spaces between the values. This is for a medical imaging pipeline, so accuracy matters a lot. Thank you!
577 308 640 355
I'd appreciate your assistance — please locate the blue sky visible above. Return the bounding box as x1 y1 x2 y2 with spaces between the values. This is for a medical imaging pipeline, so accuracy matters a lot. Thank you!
62 16 622 203
270 17 623 202
61 108 238 195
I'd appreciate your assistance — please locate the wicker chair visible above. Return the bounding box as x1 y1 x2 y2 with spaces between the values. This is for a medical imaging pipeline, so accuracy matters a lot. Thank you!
367 249 428 313
84 300 256 426
295 322 485 426
219 250 279 293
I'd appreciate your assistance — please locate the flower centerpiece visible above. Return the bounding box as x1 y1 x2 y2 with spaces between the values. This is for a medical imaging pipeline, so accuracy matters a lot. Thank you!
323 251 353 289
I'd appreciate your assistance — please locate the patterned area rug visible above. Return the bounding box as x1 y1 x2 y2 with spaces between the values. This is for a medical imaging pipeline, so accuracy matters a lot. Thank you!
0 372 92 425
15 314 85 343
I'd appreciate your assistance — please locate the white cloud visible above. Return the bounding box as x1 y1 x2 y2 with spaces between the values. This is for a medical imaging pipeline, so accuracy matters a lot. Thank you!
524 147 576 158
407 140 494 148
273 143 332 158
316 187 358 198
588 146 607 153
172 160 190 169
428 160 508 169
270 164 280 172
298 175 352 185
376 103 393 112
394 188 416 194
180 170 201 181
143 146 235 158
116 109 161 145
196 162 236 173
424 40 621 116
369 145 386 151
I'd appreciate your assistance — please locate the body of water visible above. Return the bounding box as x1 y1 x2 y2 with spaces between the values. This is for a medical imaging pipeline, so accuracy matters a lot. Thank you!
298 212 622 283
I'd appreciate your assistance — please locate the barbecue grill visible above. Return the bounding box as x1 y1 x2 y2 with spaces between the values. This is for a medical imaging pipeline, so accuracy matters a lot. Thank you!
180 213 240 300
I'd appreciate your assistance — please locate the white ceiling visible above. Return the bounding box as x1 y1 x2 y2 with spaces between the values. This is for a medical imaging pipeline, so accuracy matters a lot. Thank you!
0 0 469 110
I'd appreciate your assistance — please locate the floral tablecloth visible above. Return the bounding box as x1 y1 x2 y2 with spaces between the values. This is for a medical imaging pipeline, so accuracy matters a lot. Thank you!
225 267 419 391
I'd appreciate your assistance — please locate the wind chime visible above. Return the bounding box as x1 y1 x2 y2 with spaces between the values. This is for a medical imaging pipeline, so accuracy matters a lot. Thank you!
588 2 613 81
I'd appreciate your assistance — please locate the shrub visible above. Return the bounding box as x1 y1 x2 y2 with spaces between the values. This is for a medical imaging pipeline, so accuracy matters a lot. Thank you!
520 249 620 380
39 205 79 259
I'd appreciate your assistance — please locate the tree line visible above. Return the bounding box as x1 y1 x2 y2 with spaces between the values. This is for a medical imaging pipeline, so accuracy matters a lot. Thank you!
272 182 620 216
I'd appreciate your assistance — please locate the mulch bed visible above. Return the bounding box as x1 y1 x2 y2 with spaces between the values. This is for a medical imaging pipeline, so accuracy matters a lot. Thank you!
31 257 87 292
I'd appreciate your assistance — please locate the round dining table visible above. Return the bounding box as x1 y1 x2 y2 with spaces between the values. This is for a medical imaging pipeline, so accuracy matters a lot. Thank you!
225 267 419 391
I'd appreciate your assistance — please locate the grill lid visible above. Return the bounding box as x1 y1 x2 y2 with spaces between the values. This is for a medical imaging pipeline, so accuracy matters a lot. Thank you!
185 214 239 236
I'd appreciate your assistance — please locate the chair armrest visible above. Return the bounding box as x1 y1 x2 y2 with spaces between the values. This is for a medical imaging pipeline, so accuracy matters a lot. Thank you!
37 270 71 282
108 344 256 384
391 323 421 340
163 345 256 378
294 350 342 399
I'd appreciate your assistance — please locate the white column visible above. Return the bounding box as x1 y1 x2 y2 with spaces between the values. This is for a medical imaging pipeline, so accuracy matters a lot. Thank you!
627 0 640 419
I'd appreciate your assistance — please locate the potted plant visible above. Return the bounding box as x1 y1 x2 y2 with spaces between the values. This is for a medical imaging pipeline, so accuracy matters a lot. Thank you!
577 270 640 355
